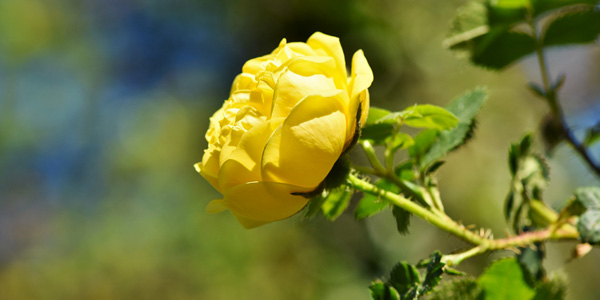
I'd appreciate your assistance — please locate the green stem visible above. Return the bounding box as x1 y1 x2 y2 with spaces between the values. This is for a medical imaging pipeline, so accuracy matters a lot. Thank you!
443 225 579 266
347 174 487 245
348 174 580 267
361 140 387 174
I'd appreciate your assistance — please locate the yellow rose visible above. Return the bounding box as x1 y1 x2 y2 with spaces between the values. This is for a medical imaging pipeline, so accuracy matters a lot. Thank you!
195 32 373 228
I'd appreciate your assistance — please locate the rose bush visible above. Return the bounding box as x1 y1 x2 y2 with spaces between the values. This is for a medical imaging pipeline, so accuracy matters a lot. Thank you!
195 32 373 228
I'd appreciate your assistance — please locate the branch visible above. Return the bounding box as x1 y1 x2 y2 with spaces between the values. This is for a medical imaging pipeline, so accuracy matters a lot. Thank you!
529 15 600 178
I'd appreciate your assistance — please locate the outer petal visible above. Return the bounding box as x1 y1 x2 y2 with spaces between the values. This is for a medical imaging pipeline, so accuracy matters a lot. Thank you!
218 118 284 191
348 50 374 100
262 93 347 188
196 146 221 192
271 71 337 119
346 50 373 141
307 32 347 84
221 181 312 228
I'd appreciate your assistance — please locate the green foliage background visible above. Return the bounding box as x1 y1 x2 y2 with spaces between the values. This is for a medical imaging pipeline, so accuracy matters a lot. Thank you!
0 0 598 299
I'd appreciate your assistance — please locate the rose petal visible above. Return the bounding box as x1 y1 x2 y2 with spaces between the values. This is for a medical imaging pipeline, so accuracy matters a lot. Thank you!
218 118 283 191
220 181 312 227
307 32 347 84
271 71 338 119
346 50 373 141
262 93 347 188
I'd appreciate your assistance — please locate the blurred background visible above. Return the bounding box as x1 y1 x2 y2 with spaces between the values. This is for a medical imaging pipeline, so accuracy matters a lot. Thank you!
0 0 599 299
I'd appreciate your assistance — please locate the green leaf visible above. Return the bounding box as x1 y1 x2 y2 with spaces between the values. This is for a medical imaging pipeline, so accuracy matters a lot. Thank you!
543 5 600 46
573 187 600 244
532 0 600 18
392 205 412 235
472 28 537 69
583 121 600 147
517 244 545 281
444 1 489 52
303 192 327 219
428 277 482 300
362 123 396 145
366 107 392 126
478 258 536 300
355 194 389 220
409 129 438 164
388 262 421 295
419 251 445 295
422 88 488 167
402 105 459 130
388 133 415 152
370 280 401 300
355 179 398 220
532 273 568 300
445 1 600 69
321 188 353 221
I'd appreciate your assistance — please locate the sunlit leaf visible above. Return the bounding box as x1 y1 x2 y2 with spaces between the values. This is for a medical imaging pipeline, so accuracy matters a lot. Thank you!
409 129 438 164
321 187 353 221
422 88 487 167
303 192 327 219
402 105 459 130
355 179 397 220
362 123 396 145
388 133 414 152
366 107 392 126
478 258 536 300
370 280 401 300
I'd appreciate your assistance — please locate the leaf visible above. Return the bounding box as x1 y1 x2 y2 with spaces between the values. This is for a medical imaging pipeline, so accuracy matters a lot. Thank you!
517 244 545 281
409 129 439 163
362 123 396 145
303 192 327 219
428 277 482 300
445 1 600 69
470 28 537 69
355 179 398 220
402 105 459 130
528 82 546 98
321 188 353 221
573 187 600 244
419 251 445 295
532 273 568 300
370 280 401 300
392 205 412 235
422 88 488 167
366 107 392 125
388 133 415 152
543 5 600 46
388 262 421 296
583 121 600 147
478 258 536 300
532 0 600 17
